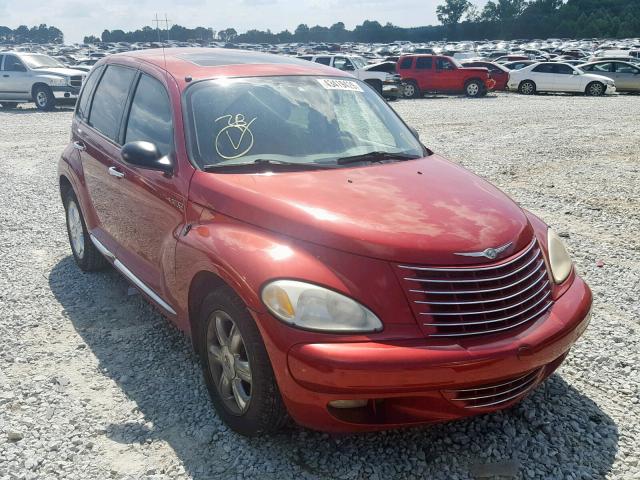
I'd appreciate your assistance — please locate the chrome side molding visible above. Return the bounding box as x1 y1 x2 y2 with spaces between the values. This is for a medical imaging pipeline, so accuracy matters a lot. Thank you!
89 234 177 315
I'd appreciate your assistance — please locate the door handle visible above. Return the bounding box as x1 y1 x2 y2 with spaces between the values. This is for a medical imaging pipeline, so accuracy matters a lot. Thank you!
72 141 86 151
108 166 125 179
2 74 9 78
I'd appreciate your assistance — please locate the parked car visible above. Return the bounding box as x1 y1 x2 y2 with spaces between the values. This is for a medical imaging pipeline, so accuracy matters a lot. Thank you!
59 48 593 436
0 52 86 110
461 60 510 90
578 61 640 92
397 54 496 97
297 54 401 99
507 62 616 96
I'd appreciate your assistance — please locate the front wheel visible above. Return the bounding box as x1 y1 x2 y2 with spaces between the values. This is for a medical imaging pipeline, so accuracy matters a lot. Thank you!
518 80 536 95
465 80 483 97
586 81 605 96
33 85 56 111
402 80 421 99
198 286 287 436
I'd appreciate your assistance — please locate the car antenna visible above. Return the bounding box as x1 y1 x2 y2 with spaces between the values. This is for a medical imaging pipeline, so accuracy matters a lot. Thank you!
153 13 171 75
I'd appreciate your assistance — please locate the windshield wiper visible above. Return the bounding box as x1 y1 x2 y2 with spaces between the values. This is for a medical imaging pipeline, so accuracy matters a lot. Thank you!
336 151 421 165
203 158 338 172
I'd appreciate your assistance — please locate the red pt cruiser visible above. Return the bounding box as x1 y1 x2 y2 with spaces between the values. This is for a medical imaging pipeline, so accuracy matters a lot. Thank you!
58 49 592 436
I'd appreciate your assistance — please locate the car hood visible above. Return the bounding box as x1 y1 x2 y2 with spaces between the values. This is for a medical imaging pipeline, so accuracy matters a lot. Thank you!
189 155 534 264
583 73 613 82
33 67 86 77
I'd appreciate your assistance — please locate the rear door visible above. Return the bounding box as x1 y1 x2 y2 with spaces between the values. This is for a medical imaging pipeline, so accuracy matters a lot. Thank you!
1 55 30 100
77 63 138 256
414 56 434 91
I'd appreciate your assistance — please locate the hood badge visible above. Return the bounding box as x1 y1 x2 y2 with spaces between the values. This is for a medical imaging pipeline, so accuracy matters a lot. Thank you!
454 242 513 260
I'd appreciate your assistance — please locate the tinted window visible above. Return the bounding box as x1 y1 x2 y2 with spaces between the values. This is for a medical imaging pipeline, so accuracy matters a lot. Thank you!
76 65 104 121
436 58 453 70
315 57 331 66
125 74 173 157
532 63 554 73
399 57 413 69
4 55 26 72
614 63 637 73
416 57 433 69
554 64 574 74
89 65 136 142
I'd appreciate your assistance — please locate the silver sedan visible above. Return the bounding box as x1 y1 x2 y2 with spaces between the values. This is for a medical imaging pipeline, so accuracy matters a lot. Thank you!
579 61 640 92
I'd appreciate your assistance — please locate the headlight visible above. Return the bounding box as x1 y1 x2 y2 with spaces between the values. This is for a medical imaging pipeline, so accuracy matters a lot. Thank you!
547 229 573 283
48 77 67 86
261 280 383 333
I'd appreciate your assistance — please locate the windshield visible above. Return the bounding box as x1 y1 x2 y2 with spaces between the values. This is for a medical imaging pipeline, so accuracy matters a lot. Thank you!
185 76 424 169
20 54 65 69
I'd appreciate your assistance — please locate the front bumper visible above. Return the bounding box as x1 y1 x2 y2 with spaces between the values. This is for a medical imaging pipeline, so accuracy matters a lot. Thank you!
52 86 81 99
382 82 402 99
258 275 592 432
605 84 617 94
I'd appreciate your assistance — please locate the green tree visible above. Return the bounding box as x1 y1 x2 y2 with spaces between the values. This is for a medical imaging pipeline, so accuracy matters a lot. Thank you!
436 0 472 26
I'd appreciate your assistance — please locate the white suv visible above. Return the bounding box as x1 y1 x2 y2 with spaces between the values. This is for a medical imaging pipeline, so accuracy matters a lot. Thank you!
0 52 87 110
297 54 401 99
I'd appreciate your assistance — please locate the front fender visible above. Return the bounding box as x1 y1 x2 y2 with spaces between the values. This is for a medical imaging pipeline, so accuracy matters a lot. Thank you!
173 209 418 337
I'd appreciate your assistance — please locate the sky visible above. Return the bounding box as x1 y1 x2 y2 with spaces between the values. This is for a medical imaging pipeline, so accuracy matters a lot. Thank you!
0 0 489 44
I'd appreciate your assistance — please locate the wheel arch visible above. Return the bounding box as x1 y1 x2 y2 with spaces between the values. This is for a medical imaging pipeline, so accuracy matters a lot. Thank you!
187 270 232 351
59 174 74 202
31 81 50 100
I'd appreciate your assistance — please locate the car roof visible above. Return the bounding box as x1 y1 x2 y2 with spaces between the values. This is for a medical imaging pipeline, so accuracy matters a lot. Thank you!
105 48 348 89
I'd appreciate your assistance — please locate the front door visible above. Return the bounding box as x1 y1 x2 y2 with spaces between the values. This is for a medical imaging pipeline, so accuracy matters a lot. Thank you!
0 55 31 100
552 63 580 92
432 57 458 91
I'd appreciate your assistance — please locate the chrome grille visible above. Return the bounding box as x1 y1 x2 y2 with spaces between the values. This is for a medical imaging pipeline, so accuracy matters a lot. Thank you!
70 76 83 87
398 239 552 337
443 368 542 409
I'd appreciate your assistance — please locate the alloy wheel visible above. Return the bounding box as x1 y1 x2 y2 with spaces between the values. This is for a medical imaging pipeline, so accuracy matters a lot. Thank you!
206 310 252 415
467 83 480 96
36 91 48 108
403 83 415 97
67 200 85 259
521 82 534 94
589 83 604 96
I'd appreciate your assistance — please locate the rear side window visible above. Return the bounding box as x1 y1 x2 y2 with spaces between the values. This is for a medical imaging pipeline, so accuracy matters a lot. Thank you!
76 65 104 121
553 64 574 74
399 57 413 69
89 65 136 142
591 62 614 73
315 57 331 66
124 74 173 157
416 57 433 70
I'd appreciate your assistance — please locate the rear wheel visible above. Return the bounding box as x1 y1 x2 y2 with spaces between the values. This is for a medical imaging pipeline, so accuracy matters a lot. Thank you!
63 189 108 271
197 286 287 436
586 81 605 96
465 80 483 97
402 80 421 99
33 85 56 111
518 80 536 95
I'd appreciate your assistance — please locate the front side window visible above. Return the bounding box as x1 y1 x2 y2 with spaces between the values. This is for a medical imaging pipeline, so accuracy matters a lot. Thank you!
399 57 413 69
615 62 638 74
19 54 64 69
436 58 454 70
554 64 575 75
185 76 423 169
532 63 554 73
125 74 173 157
416 57 433 70
333 57 354 71
89 65 137 142
4 55 26 72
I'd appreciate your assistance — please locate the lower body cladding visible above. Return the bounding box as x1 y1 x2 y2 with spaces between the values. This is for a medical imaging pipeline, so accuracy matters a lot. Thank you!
255 276 592 432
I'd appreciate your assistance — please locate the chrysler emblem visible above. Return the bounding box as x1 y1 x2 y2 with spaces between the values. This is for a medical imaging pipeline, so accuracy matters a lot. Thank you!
454 242 513 259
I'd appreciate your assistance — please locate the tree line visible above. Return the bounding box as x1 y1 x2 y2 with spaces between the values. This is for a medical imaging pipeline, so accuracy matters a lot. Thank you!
0 24 63 44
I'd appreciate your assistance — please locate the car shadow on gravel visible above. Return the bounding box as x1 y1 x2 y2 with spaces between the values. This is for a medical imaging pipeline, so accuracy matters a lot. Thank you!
49 256 618 479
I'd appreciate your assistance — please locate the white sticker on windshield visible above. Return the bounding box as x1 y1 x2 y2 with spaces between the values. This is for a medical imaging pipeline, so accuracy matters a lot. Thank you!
316 78 363 92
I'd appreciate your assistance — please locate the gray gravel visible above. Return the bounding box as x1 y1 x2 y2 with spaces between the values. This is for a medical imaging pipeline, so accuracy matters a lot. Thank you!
1 93 639 480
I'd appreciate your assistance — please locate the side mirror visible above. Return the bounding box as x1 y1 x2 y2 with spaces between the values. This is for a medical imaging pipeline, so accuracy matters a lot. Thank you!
121 141 172 174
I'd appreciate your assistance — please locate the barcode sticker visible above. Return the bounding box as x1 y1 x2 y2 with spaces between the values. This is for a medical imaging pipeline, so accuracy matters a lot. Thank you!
316 78 363 92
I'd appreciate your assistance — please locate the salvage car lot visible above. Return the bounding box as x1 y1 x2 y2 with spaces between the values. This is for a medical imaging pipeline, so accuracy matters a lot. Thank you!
0 93 638 479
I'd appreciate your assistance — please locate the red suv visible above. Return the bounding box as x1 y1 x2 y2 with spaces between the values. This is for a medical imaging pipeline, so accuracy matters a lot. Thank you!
397 54 496 98
59 48 592 436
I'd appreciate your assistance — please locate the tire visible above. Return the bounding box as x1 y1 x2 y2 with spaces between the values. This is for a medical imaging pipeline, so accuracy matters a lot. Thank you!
1 102 18 109
197 286 287 436
518 80 536 95
63 189 108 271
585 81 605 96
402 80 421 99
33 84 56 111
464 79 483 97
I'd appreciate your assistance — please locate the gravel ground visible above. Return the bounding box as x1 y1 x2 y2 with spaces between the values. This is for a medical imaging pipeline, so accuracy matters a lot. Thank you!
0 92 639 480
